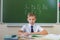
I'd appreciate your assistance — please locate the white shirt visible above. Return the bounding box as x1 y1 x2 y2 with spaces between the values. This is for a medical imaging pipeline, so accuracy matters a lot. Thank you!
21 24 44 33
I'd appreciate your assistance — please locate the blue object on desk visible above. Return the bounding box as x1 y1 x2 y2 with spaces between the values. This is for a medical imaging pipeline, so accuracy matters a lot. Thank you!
11 35 18 40
11 37 18 40
4 35 18 40
4 35 11 40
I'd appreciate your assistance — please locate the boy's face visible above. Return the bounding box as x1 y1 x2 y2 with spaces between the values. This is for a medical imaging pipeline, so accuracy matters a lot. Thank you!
27 16 36 25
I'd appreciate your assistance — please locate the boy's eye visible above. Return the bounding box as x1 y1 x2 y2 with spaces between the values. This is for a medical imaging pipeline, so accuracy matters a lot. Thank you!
29 19 35 20
29 19 31 20
32 19 34 20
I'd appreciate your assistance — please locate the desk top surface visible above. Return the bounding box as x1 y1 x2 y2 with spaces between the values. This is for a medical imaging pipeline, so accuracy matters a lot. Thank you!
4 34 60 40
18 34 60 40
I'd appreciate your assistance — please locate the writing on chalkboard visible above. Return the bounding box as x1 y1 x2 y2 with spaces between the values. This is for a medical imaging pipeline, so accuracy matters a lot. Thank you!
24 4 48 17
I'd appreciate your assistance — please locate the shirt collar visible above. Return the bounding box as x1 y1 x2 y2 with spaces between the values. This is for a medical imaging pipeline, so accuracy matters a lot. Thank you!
28 23 35 27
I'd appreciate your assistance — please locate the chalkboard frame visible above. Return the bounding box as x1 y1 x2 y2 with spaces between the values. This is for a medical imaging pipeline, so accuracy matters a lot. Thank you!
0 0 1 23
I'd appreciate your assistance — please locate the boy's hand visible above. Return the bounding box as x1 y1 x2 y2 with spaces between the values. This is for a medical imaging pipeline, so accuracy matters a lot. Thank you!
23 32 29 36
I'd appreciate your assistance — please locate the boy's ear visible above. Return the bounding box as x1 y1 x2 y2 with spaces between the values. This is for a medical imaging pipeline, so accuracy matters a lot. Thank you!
35 18 36 20
35 19 36 21
27 18 28 21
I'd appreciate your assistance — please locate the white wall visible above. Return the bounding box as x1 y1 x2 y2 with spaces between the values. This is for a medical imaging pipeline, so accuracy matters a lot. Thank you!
0 24 8 40
43 24 60 34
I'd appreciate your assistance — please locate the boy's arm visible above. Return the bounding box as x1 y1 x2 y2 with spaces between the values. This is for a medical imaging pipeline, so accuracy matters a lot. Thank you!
18 25 26 35
31 29 48 35
18 30 30 36
18 30 24 35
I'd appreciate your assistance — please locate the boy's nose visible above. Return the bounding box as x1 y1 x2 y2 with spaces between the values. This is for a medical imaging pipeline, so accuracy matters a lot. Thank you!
31 20 33 21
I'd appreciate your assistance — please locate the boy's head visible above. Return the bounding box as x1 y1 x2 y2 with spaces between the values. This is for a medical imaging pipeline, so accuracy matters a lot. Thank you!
27 12 36 25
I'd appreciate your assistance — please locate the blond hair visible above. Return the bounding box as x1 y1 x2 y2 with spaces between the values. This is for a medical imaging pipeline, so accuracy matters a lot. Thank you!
27 12 36 18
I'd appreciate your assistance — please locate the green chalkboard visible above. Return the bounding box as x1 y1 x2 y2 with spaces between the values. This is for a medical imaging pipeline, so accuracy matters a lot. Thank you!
3 0 57 23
